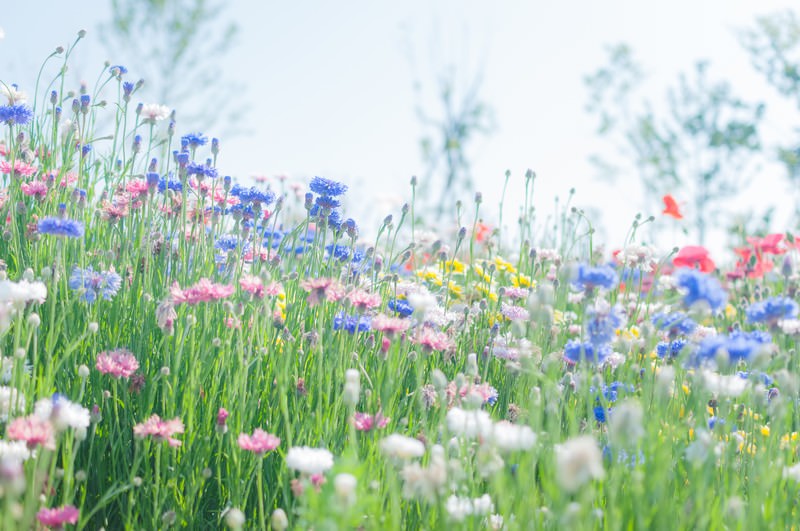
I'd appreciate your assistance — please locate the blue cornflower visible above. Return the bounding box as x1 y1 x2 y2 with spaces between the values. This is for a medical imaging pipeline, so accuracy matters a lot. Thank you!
315 195 341 210
123 82 135 97
0 104 34 125
181 132 208 149
186 161 218 179
109 64 128 75
388 298 414 317
656 339 687 358
675 269 727 312
563 340 611 364
214 235 239 252
594 405 608 423
327 210 342 230
651 312 696 336
746 296 799 324
590 381 634 402
326 244 352 261
69 266 122 303
158 177 183 193
233 186 275 205
310 176 348 197
585 303 624 347
333 312 371 334
37 217 84 238
573 263 618 291
692 332 771 366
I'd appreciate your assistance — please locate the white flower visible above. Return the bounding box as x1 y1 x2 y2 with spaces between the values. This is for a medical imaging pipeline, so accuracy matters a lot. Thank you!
285 446 334 475
446 494 494 522
490 421 537 452
34 396 90 432
488 514 504 530
333 473 357 506
0 385 25 421
554 435 605 493
407 290 438 318
446 407 493 439
380 434 425 460
699 370 747 397
607 400 645 447
224 507 246 529
780 319 800 335
0 439 32 462
784 463 800 482
619 244 655 270
400 445 448 501
0 84 26 104
139 103 171 123
0 279 47 305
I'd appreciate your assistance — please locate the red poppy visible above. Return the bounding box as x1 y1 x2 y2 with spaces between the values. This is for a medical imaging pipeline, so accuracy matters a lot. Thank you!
662 195 683 219
474 222 492 243
746 233 786 255
673 245 715 273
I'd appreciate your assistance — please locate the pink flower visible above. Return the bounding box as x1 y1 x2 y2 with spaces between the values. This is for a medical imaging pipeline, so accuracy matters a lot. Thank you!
0 160 37 177
125 179 149 197
503 287 529 300
7 415 55 450
239 274 264 298
371 314 410 336
237 428 281 455
20 180 48 199
133 414 184 447
353 412 390 432
348 289 382 311
216 408 229 427
96 349 139 378
300 277 346 305
37 505 79 528
171 279 235 305
263 281 283 296
414 327 453 352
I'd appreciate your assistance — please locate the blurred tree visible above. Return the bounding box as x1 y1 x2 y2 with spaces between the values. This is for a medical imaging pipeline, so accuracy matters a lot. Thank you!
585 45 764 245
740 9 800 216
415 67 494 220
99 0 243 135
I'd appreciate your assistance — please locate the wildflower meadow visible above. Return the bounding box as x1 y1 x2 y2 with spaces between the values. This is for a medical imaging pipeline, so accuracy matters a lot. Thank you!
4 33 800 530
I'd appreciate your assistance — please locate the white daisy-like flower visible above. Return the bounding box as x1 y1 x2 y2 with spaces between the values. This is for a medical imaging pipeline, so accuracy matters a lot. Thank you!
446 407 493 439
34 395 90 432
380 434 425 460
0 439 31 462
490 421 537 452
446 494 494 522
139 103 171 123
0 279 47 305
554 435 605 493
285 446 334 475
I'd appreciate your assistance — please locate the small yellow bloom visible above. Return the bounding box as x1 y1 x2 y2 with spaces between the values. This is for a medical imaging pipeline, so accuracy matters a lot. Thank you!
494 256 517 274
760 425 770 437
725 304 737 319
444 259 465 273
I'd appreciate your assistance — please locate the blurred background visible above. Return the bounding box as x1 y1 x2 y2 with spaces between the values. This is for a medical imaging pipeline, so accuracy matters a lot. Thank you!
2 0 800 259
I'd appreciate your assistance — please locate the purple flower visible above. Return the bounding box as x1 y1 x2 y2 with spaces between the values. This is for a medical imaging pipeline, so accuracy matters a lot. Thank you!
37 217 84 238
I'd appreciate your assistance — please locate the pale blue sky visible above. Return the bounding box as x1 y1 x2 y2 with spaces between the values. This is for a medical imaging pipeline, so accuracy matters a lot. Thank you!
2 1 798 258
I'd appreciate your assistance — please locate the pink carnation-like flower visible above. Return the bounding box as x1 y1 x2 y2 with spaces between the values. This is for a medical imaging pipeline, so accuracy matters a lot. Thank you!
371 314 410 336
503 287 529 300
133 414 185 447
500 303 529 321
37 505 79 528
171 279 235 305
300 277 345 305
20 180 48 199
348 289 382 311
125 178 149 197
414 327 454 352
0 160 37 177
7 415 55 450
237 428 281 455
239 274 264 298
96 349 139 378
353 412 390 432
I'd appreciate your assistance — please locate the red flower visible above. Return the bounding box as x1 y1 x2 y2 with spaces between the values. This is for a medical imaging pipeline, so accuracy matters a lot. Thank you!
673 245 715 273
662 194 683 219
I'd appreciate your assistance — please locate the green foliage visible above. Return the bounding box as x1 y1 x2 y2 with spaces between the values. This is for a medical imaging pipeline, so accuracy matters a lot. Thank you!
99 0 242 134
586 48 764 245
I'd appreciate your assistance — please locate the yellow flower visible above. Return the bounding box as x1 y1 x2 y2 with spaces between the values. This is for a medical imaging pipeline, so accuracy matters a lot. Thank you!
511 274 534 288
494 256 517 274
553 310 564 325
444 259 465 273
760 425 770 437
725 304 737 319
